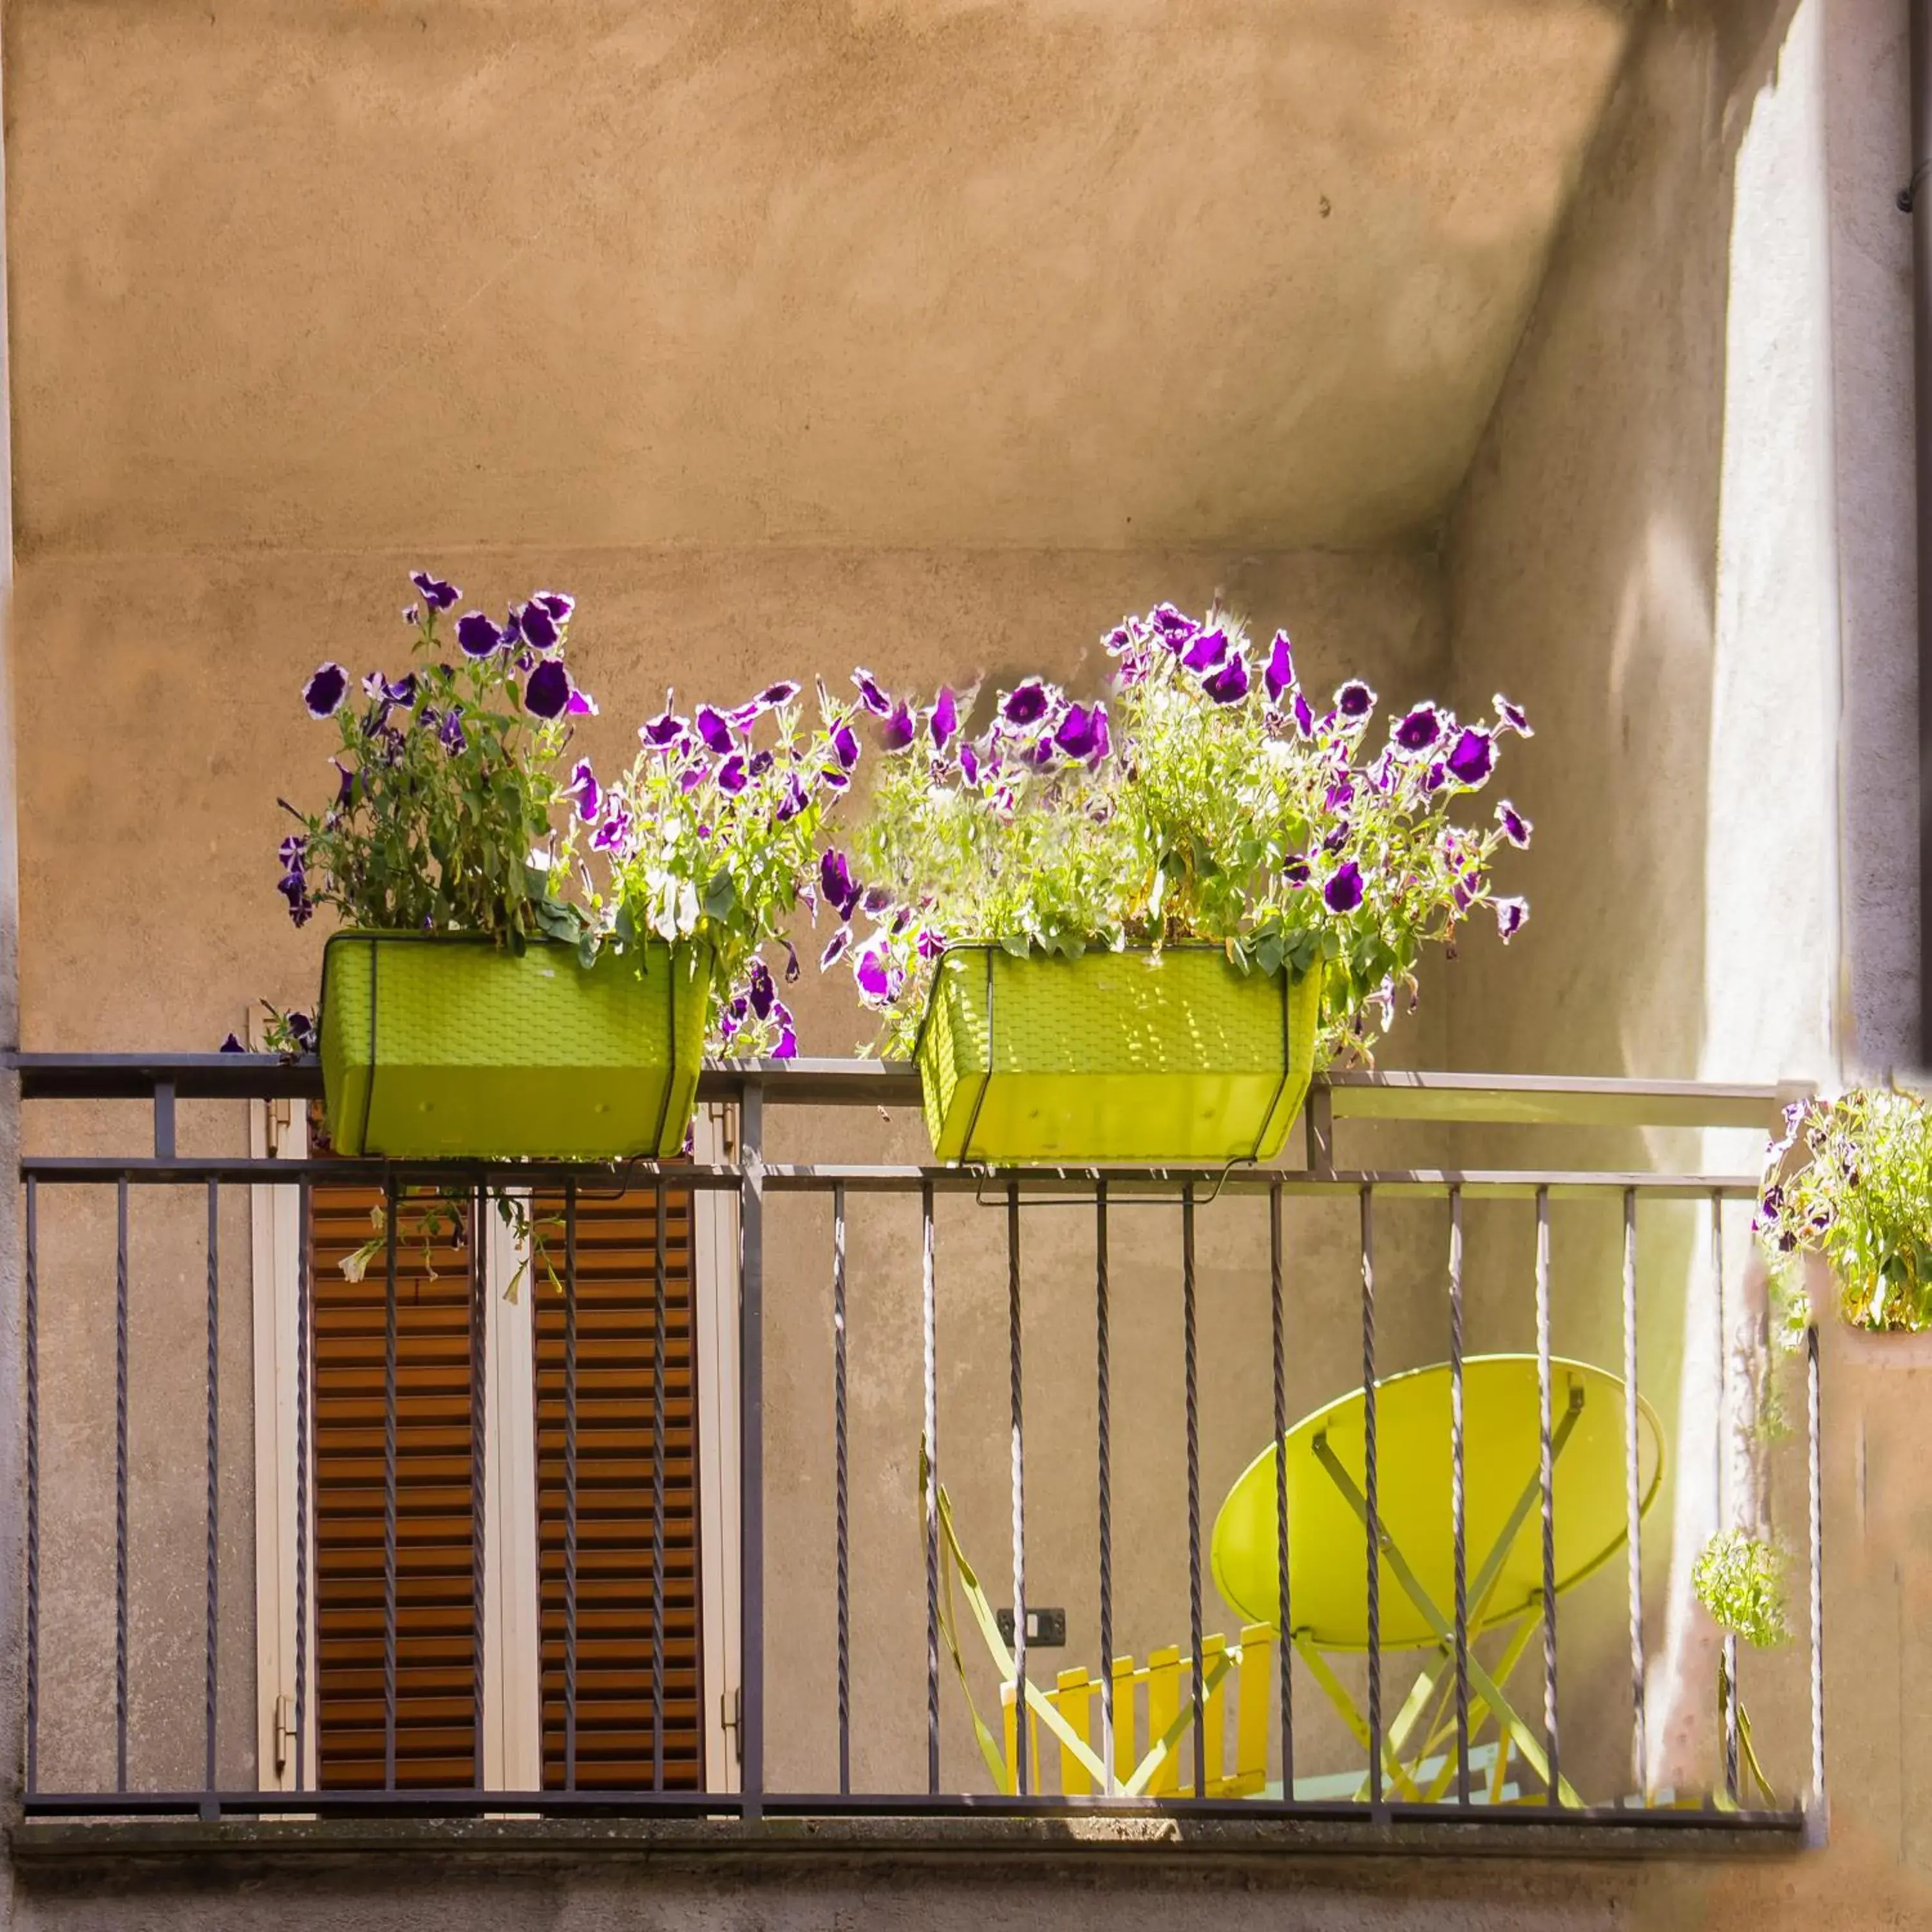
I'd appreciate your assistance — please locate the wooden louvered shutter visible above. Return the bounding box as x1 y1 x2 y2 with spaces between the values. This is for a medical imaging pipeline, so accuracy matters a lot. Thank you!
531 1185 705 1790
310 1185 482 1789
308 1180 706 1792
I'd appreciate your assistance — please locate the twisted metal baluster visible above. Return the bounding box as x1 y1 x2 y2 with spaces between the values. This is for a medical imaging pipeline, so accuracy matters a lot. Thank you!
1184 1185 1204 1801
922 1180 940 1795
1095 1179 1113 1792
833 1183 850 1796
1271 1180 1292 1799
1361 1184 1381 1812
1448 1186 1470 1806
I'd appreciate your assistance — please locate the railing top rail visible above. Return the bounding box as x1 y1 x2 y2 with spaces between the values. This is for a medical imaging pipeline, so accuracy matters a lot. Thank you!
4 1052 1796 1130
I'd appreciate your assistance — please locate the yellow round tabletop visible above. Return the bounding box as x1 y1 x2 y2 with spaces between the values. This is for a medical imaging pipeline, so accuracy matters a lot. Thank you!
1211 1354 1664 1653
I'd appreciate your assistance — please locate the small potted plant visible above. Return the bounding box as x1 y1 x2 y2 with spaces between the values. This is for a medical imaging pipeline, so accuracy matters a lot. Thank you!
819 603 1531 1165
1756 1085 1932 1352
280 572 855 1159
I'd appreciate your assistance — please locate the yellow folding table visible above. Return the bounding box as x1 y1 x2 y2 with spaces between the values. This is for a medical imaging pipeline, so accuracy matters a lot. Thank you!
1213 1353 1665 1806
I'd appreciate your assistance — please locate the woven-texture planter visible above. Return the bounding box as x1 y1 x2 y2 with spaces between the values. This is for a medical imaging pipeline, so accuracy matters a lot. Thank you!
319 932 712 1159
914 944 1321 1165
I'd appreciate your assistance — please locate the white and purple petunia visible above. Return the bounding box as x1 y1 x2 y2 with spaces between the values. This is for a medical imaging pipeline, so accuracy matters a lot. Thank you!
1182 628 1230 673
1492 694 1532 737
1055 703 1106 759
1263 632 1295 705
410 571 459 611
758 681 800 710
1495 799 1531 848
855 943 894 1002
930 687 958 752
1282 854 1311 887
820 849 862 922
1335 681 1376 722
1445 727 1493 787
524 659 570 719
304 662 349 719
1323 860 1365 914
1202 655 1250 705
881 702 918 752
1492 896 1529 942
567 760 600 824
456 611 503 658
518 600 562 654
695 706 735 756
567 686 598 717
641 709 688 750
820 929 850 969
1000 679 1051 728
1394 704 1443 754
852 669 893 717
1292 689 1315 739
531 590 575 625
959 741 981 785
831 719 861 771
716 755 748 795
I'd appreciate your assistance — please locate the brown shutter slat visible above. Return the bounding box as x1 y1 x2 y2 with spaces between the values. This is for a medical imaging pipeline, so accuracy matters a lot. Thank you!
531 1186 705 1790
310 1179 706 1794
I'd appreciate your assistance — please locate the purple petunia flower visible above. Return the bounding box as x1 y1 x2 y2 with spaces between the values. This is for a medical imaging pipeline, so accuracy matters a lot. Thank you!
775 773 810 821
1264 632 1295 705
830 719 860 772
757 681 800 710
716 755 748 795
855 945 892 1001
1202 656 1250 705
518 600 561 654
567 686 598 716
820 930 850 969
1001 679 1050 727
1103 624 1134 655
852 669 893 717
959 741 981 785
1182 628 1230 672
642 710 687 749
820 849 862 922
1492 896 1529 942
931 687 958 751
410 571 459 611
1446 727 1493 786
1292 690 1315 739
1283 854 1311 887
1150 604 1197 649
1088 707 1112 762
916 927 945 961
1336 681 1376 721
1495 800 1531 848
862 885 893 916
403 606 420 626
524 659 570 719
747 958 775 1020
332 760 356 807
439 707 468 754
591 808 632 853
304 663 348 718
1322 822 1350 855
1055 703 1104 759
531 590 575 625
276 870 314 926
567 760 600 824
1323 860 1365 914
882 702 918 751
1493 694 1533 737
456 611 503 658
1394 704 1443 753
696 706 735 755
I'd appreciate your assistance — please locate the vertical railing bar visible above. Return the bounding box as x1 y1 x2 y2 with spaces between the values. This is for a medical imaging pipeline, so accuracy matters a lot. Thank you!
652 1177 667 1794
1713 1189 1738 1804
204 1179 220 1812
294 1181 310 1794
1622 1187 1647 1798
1361 1183 1381 1814
739 1086 766 1819
921 1177 940 1797
564 1176 578 1794
24 1177 37 1799
832 1181 851 1798
1806 1322 1826 1815
115 1175 129 1794
1270 1180 1292 1801
1095 1178 1114 1795
1184 1184 1205 1804
470 1191 487 1795
383 1176 398 1794
1535 1184 1560 1806
1448 1185 1470 1807
1007 1182 1028 1797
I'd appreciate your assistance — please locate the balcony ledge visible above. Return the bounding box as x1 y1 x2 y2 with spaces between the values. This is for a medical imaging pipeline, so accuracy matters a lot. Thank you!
9 1809 1810 1880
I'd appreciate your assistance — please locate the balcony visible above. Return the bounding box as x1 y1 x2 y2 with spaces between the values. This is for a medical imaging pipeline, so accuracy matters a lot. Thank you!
6 1054 1822 1866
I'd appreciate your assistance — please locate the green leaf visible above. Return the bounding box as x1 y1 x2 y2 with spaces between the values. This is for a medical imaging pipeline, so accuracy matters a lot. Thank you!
999 931 1032 958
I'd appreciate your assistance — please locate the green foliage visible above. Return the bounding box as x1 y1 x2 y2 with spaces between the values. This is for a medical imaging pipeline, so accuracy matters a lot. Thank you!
1756 1087 1932 1332
1692 1530 1789 1649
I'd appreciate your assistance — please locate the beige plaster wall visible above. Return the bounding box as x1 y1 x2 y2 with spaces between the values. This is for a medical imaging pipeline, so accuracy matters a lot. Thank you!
1441 0 1924 1908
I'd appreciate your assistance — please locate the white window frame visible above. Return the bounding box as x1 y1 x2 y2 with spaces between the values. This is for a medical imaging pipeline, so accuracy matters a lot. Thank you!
251 1103 743 1793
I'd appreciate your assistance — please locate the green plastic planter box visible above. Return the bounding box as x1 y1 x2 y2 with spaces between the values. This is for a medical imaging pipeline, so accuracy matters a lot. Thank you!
914 945 1321 1166
319 932 713 1159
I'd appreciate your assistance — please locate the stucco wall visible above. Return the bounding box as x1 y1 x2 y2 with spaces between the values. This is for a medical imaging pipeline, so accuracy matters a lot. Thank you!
1442 0 1924 1902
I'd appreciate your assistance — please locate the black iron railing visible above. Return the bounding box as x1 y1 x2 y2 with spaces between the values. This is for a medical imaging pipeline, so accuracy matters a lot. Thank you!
8 1053 1823 1839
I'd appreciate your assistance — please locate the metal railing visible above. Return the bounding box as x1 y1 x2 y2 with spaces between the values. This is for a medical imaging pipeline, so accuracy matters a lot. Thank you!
8 1052 1823 1839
